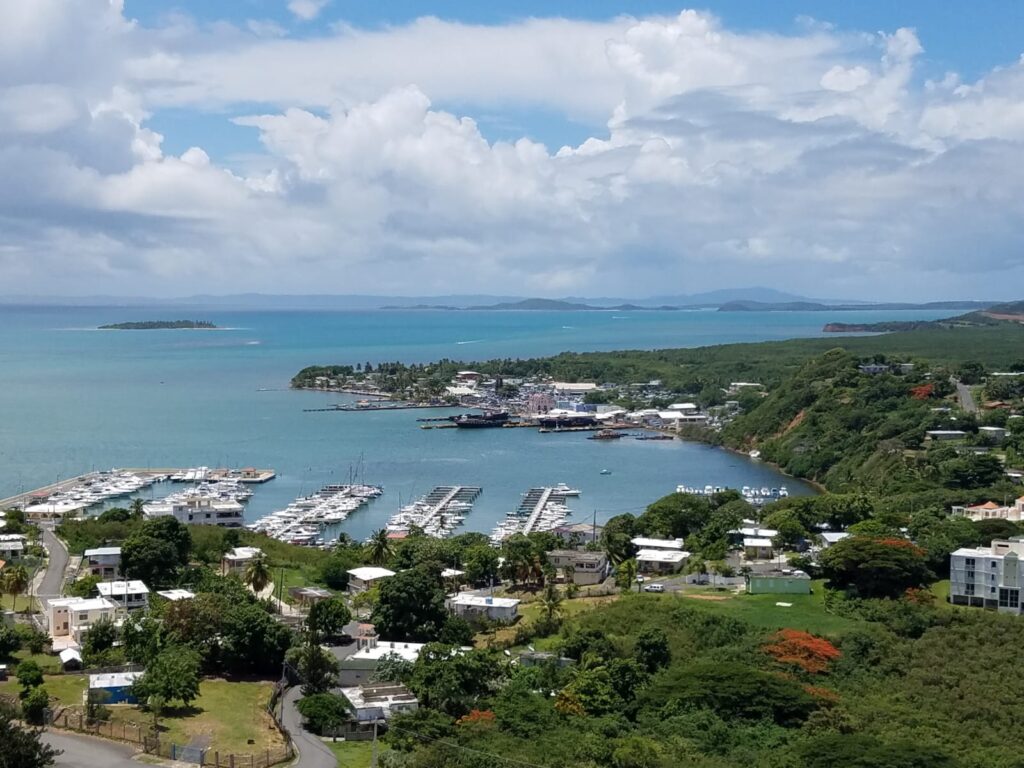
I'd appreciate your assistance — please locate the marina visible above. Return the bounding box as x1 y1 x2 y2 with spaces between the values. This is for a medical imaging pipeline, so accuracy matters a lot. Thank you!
386 485 483 538
248 483 383 545
490 485 579 544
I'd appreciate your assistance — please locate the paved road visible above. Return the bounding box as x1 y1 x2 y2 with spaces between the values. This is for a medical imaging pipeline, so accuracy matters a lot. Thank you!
37 527 69 607
43 731 139 768
281 685 338 768
953 377 979 414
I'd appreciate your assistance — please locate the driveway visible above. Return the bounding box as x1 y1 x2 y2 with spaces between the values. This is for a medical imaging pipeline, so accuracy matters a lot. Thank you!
281 685 337 768
952 377 979 415
44 731 138 768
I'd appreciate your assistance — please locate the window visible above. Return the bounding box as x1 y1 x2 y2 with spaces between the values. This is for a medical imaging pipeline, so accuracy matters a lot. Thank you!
965 583 975 596
999 588 1020 609
992 561 999 568
965 558 976 567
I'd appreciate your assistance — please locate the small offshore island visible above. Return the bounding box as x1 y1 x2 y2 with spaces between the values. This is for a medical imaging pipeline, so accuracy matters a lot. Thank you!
98 320 219 330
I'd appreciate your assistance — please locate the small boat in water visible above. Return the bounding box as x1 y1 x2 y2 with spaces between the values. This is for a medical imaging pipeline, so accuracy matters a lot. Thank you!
588 429 625 440
600 469 612 475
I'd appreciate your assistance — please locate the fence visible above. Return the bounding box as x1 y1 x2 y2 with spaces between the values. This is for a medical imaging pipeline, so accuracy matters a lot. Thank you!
48 708 294 767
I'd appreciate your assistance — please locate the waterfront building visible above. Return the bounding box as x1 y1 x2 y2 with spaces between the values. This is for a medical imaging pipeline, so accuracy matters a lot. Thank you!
221 546 263 576
950 538 1024 612
447 593 520 622
97 580 150 611
347 566 396 593
83 546 121 580
144 496 244 527
47 596 118 648
546 550 609 585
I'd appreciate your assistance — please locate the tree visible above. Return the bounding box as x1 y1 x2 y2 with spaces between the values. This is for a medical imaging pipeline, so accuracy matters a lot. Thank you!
295 693 350 735
539 581 564 628
306 597 351 642
20 687 50 726
371 567 447 642
634 627 671 673
797 733 955 768
0 705 61 767
67 574 101 599
122 516 191 587
320 551 358 590
82 616 118 660
16 660 44 695
616 559 638 593
221 603 294 674
367 528 394 566
463 545 500 586
3 565 29 612
130 498 146 519
132 646 201 708
0 625 20 659
243 553 271 594
408 644 502 717
819 536 933 598
122 614 164 665
290 642 339 696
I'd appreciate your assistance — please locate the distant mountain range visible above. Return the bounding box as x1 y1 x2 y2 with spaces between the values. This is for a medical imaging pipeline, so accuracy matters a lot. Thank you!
0 290 1001 312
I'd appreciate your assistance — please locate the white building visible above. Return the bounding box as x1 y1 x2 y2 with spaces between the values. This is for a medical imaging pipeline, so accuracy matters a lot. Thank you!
926 430 968 441
551 382 598 393
338 637 426 686
157 589 196 601
83 547 121 580
630 537 685 551
950 538 1024 612
447 594 520 622
952 498 1024 522
338 683 419 722
145 497 245 527
221 546 263 576
47 597 118 648
979 426 1010 443
743 537 775 560
818 532 850 549
347 567 396 594
0 537 25 560
97 580 150 611
636 549 689 574
546 550 609 585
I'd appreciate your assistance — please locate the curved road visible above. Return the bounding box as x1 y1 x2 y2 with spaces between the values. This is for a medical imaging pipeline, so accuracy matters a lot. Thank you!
43 731 139 768
281 685 338 768
37 527 69 606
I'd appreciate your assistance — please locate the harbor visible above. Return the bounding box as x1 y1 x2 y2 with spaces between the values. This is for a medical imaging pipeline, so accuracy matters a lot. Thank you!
490 484 580 544
247 483 383 545
386 485 483 538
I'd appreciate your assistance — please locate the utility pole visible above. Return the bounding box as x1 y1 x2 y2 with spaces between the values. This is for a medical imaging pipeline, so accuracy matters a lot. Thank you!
371 720 379 768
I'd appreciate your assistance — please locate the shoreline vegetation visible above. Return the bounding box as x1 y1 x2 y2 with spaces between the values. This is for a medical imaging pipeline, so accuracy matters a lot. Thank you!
98 320 219 330
823 300 1024 333
379 297 993 312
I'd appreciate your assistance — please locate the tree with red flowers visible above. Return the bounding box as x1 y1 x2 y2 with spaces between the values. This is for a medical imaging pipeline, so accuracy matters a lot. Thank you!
762 629 842 674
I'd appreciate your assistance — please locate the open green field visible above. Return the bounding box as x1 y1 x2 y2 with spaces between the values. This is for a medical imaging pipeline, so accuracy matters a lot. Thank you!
0 672 87 704
1 593 38 612
330 740 385 768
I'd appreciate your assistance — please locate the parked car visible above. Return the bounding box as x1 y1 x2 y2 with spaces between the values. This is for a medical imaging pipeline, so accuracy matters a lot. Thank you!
635 575 646 583
643 583 665 593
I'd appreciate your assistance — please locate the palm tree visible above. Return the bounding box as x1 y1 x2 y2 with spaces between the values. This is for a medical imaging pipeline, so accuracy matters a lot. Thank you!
539 581 564 626
243 554 271 594
616 558 638 593
4 564 29 612
130 498 146 519
367 529 394 566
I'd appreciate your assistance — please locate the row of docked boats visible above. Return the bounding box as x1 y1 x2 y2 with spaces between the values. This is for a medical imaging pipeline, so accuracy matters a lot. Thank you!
675 484 789 504
247 484 383 546
489 485 579 544
386 486 482 538
24 471 159 515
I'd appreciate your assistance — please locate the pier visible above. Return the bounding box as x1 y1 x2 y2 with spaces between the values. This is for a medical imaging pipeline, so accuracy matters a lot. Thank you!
387 485 482 537
520 487 555 534
304 402 456 413
492 486 577 542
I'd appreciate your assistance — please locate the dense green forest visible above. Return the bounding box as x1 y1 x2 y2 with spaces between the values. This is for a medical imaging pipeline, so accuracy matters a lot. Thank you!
98 320 218 330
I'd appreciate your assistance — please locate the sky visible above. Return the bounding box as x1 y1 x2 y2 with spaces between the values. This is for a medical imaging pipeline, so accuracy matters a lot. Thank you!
3 1 1024 301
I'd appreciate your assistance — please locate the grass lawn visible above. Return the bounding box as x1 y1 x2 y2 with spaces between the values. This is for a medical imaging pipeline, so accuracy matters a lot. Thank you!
105 679 284 755
0 672 86 705
329 740 385 768
477 595 620 649
0 593 37 612
272 565 329 604
663 581 863 636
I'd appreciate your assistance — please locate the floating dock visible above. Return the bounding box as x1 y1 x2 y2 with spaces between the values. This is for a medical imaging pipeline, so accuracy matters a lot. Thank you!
387 485 482 538
491 486 577 543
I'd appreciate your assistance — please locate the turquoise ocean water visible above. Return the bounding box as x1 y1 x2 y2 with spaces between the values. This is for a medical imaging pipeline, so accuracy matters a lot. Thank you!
0 306 955 537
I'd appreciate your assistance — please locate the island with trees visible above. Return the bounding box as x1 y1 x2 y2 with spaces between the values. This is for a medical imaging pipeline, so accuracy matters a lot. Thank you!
98 320 219 330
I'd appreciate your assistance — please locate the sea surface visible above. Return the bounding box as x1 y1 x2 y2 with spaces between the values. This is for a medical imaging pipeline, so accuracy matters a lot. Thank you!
0 305 956 538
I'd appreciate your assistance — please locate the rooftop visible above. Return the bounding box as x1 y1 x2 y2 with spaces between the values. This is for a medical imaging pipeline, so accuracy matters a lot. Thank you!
224 546 262 560
157 589 196 601
744 537 775 548
84 546 122 557
347 642 426 664
636 549 689 563
548 549 607 563
97 580 150 596
49 596 117 612
89 671 143 689
630 537 684 550
348 566 396 581
449 594 520 608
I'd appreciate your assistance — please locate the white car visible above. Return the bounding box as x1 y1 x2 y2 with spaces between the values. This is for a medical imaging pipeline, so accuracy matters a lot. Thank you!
643 583 665 593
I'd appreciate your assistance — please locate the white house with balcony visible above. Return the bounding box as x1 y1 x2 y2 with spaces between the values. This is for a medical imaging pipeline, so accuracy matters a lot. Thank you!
47 596 118 648
951 538 1024 613
83 546 121 579
347 566 396 594
145 497 244 527
96 580 150 611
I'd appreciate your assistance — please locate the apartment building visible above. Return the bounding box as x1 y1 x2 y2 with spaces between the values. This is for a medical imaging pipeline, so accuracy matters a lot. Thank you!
950 538 1024 612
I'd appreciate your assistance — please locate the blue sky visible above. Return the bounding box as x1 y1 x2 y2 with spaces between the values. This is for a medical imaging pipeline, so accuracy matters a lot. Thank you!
4 1 1024 299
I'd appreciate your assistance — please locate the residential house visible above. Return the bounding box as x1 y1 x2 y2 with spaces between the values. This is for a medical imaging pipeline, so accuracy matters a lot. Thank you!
338 636 426 686
952 498 1024 522
553 522 604 548
339 683 419 722
58 648 82 671
47 596 118 648
82 546 121 579
950 538 1024 612
88 671 143 704
221 546 263 576
289 586 334 608
979 426 1010 443
630 537 685 552
818 532 850 549
347 566 396 594
858 363 890 375
156 589 196 601
447 594 520 622
96 580 150 611
636 549 689 574
0 536 25 561
926 430 968 441
743 537 775 560
546 550 609 585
